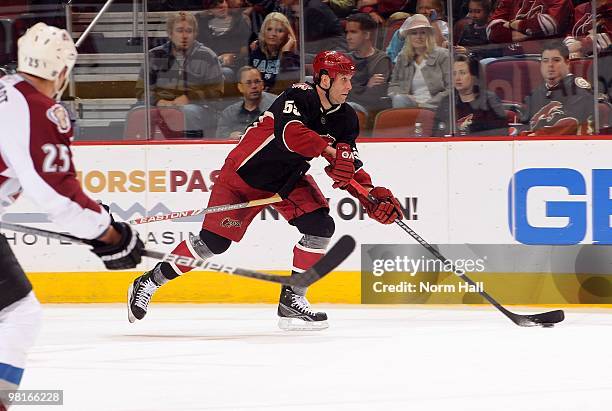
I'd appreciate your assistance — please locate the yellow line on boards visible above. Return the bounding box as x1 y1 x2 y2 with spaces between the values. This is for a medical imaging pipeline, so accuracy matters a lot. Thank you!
26 271 612 306
26 271 361 303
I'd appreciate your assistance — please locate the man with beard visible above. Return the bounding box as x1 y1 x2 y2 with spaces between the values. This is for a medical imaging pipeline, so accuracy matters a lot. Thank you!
216 66 276 139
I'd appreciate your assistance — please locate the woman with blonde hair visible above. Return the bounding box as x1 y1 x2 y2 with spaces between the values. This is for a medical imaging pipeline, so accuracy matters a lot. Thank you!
249 12 299 93
387 14 450 110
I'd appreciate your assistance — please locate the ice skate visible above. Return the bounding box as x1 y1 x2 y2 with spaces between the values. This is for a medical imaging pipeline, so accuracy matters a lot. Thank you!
127 266 162 323
277 285 328 331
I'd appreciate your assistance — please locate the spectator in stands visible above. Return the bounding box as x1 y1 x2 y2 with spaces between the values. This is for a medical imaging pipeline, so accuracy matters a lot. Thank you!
345 13 392 116
456 0 493 53
244 0 280 43
416 0 448 47
197 0 252 82
356 0 407 24
387 14 450 109
135 11 224 138
520 40 594 136
565 0 611 58
248 12 299 93
451 0 470 22
487 0 574 50
216 66 276 139
564 0 611 101
386 14 411 64
281 0 349 62
386 0 448 62
328 0 357 19
433 53 508 136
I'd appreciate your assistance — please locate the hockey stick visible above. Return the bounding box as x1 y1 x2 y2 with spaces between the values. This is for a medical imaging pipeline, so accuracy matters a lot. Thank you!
349 180 564 327
127 194 283 225
127 163 310 225
0 221 355 288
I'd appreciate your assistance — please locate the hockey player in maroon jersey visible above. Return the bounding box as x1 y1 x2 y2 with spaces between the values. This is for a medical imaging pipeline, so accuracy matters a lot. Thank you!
487 0 574 44
128 51 403 331
0 23 144 409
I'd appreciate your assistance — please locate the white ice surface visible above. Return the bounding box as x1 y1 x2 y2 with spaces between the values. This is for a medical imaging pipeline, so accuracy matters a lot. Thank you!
18 305 612 411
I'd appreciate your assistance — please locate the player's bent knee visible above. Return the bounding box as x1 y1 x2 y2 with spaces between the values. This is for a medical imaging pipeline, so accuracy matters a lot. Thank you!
290 209 335 238
199 229 232 254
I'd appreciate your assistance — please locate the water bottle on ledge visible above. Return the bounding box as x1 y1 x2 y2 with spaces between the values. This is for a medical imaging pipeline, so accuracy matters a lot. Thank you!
414 122 423 137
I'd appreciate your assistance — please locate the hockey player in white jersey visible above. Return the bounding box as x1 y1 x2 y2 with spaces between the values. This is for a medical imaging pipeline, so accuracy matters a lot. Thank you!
0 23 144 410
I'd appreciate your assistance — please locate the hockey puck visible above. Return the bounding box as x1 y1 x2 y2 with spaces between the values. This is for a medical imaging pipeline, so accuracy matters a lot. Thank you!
541 323 555 328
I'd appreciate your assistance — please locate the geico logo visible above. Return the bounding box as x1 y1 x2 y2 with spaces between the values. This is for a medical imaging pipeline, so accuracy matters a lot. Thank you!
509 168 612 245
76 169 219 193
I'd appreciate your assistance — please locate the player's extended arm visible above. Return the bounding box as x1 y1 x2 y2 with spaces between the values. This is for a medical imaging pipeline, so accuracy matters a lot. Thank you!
326 155 403 224
0 100 109 239
0 95 143 269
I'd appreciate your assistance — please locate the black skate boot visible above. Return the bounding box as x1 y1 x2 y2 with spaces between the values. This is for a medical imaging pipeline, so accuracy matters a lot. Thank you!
277 285 328 331
127 265 162 323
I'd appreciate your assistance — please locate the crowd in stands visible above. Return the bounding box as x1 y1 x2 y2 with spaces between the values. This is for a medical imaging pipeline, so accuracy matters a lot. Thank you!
0 0 610 139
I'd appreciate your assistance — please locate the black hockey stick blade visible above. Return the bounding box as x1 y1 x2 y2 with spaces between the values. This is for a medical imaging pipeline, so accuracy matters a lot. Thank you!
457 271 566 327
0 221 355 287
507 309 565 327
141 234 356 288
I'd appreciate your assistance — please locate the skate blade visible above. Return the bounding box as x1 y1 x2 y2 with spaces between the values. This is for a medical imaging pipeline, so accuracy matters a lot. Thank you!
127 283 136 324
278 317 329 331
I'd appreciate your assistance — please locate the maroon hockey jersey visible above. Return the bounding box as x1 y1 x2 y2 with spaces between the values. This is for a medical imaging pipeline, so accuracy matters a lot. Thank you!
567 2 612 55
0 74 109 239
226 82 367 193
487 0 574 43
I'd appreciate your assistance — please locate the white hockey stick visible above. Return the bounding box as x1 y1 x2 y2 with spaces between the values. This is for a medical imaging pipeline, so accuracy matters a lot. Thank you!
127 162 311 225
128 194 282 225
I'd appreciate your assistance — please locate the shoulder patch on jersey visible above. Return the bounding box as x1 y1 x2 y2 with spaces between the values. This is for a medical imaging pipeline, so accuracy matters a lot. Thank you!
575 77 591 90
46 104 71 134
292 83 313 90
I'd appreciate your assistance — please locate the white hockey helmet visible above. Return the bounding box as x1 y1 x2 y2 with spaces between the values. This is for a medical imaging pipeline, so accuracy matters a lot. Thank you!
17 22 77 99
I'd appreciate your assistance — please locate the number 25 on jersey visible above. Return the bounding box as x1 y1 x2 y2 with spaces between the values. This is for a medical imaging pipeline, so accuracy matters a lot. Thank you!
42 143 71 172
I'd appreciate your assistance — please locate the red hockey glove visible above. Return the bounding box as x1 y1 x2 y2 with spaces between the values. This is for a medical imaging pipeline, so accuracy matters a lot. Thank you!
359 186 403 224
324 143 355 188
